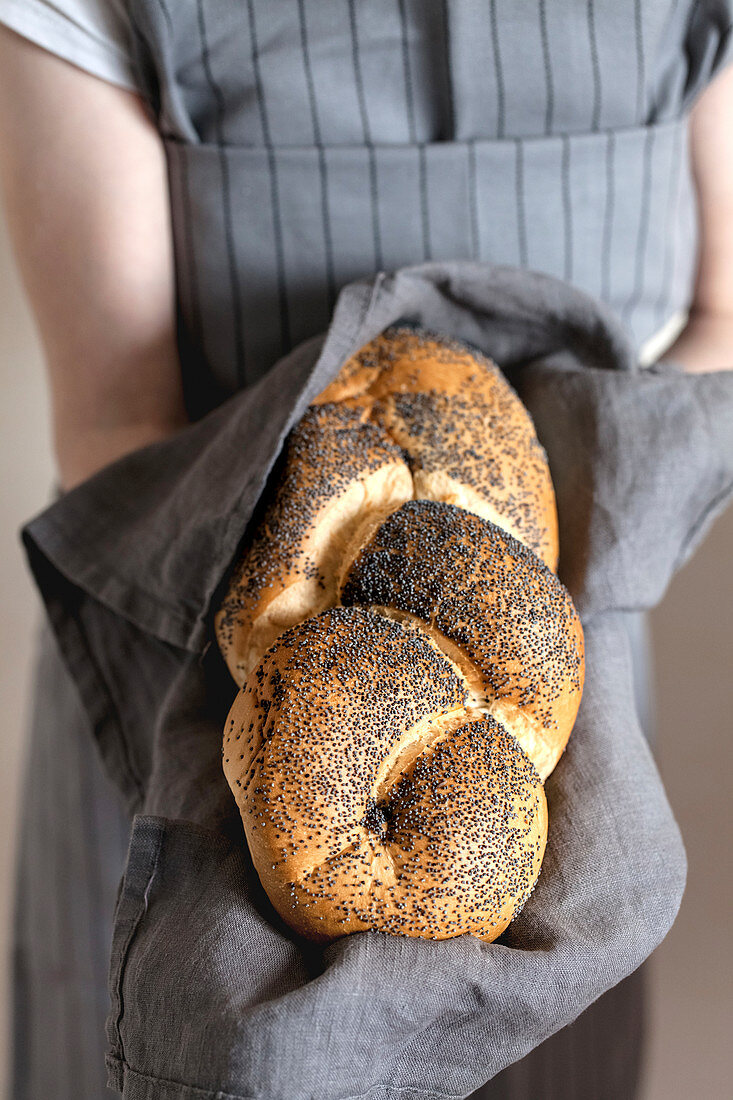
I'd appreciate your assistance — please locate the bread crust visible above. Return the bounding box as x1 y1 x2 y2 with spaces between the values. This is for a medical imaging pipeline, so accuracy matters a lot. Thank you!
215 402 412 684
217 327 579 943
216 327 560 685
315 326 559 570
341 500 584 781
223 607 547 942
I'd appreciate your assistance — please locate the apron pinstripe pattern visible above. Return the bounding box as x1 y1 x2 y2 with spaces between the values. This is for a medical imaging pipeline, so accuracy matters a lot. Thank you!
10 2 731 1097
126 0 700 415
11 623 132 1100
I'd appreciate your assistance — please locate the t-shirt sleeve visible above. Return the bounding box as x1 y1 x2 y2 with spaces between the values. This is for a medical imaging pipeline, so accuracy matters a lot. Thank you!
681 0 733 108
0 0 139 93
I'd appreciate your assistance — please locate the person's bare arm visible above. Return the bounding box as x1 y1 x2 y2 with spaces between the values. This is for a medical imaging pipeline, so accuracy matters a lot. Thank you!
666 63 733 373
0 26 187 491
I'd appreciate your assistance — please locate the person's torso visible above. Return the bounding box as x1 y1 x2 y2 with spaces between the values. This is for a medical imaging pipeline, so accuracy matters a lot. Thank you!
125 0 715 416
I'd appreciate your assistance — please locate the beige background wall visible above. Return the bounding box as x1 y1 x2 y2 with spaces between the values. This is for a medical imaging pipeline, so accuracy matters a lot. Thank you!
0 207 731 1098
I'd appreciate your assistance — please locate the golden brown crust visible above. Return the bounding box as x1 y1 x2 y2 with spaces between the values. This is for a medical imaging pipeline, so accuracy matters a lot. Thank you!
215 402 412 684
223 607 547 942
217 327 577 944
341 500 585 781
217 326 559 686
315 327 559 571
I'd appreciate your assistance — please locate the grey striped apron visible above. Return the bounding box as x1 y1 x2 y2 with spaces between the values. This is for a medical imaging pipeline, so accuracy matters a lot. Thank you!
126 0 711 416
10 2 732 1097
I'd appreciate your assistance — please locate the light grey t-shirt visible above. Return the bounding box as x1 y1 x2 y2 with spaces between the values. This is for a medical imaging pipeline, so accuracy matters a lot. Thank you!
0 0 138 91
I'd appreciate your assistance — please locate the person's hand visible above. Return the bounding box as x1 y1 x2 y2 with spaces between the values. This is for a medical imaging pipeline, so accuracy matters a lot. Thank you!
0 26 188 492
666 64 733 374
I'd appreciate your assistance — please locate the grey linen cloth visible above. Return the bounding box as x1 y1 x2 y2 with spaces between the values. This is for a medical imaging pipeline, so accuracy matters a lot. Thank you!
22 263 733 1100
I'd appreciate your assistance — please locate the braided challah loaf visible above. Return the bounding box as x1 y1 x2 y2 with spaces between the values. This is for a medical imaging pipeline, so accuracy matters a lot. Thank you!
217 327 584 943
